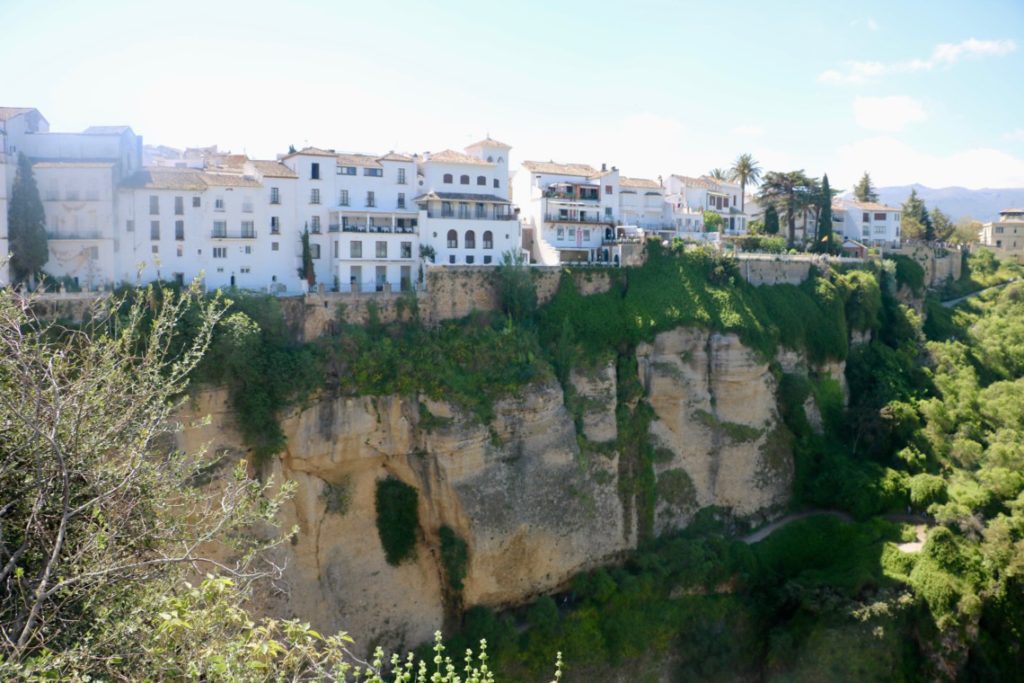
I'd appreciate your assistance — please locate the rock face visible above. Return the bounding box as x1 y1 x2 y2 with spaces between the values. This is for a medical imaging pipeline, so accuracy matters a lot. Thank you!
176 326 842 652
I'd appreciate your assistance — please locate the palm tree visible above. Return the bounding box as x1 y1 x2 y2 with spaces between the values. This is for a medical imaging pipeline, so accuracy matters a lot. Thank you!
729 154 762 214
757 170 815 247
708 168 728 181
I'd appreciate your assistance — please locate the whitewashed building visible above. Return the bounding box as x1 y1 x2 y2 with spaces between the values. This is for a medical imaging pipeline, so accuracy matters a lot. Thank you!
979 208 1024 263
664 175 748 235
618 177 670 234
415 138 520 268
832 199 901 248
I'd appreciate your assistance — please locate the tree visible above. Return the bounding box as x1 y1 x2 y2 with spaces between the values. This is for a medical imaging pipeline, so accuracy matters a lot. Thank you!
708 168 728 181
853 172 879 203
815 174 835 253
902 189 934 242
757 170 815 246
703 210 724 233
729 153 762 214
930 207 954 242
7 152 49 285
298 224 316 287
494 250 537 322
764 205 780 235
951 216 983 245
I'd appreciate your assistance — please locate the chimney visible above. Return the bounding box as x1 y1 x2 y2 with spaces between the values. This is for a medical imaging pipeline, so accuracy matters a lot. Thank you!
658 175 663 187
601 162 607 172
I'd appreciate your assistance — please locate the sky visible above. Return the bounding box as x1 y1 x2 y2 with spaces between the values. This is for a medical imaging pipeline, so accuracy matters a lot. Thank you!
2 0 1023 191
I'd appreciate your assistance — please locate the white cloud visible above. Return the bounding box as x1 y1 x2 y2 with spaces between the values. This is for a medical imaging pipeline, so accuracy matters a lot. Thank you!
866 18 880 31
832 136 1024 189
1003 128 1024 142
818 37 1017 84
731 124 764 137
853 96 927 132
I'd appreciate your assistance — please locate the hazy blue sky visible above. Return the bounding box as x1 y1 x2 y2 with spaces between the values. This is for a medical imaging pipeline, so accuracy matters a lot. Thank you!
3 0 1022 189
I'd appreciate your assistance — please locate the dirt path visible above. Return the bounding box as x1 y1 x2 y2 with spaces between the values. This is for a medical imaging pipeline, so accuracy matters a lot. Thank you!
742 509 933 554
940 278 1016 308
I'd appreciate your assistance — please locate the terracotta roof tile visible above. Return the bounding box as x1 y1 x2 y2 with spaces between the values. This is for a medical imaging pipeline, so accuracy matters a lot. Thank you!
620 177 661 189
425 149 491 166
252 160 298 178
521 160 600 176
467 136 512 149
0 107 37 122
335 153 382 169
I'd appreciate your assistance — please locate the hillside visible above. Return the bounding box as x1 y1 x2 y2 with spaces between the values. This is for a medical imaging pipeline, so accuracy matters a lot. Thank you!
846 184 1024 222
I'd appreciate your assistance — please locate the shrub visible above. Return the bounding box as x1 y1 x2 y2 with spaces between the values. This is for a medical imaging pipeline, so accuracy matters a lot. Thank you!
439 525 469 593
887 255 926 294
909 473 947 508
375 477 419 565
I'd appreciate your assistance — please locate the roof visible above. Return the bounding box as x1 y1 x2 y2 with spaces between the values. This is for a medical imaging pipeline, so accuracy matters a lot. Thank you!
522 160 600 176
335 153 382 169
200 172 263 188
0 107 38 122
82 125 134 135
251 160 298 178
414 191 510 204
379 151 414 162
671 174 740 191
840 199 899 212
283 146 337 158
467 136 512 150
424 149 491 166
120 168 209 191
620 177 661 190
999 208 1024 214
32 161 115 169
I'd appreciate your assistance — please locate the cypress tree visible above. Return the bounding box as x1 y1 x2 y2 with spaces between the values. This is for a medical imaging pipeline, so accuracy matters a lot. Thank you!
817 174 834 253
764 205 779 235
902 189 934 242
298 225 316 287
7 153 48 285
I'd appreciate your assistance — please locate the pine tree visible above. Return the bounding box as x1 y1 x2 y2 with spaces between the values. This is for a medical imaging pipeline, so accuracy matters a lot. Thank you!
764 205 779 235
7 153 48 284
853 172 878 203
816 174 834 253
298 225 316 287
901 189 934 242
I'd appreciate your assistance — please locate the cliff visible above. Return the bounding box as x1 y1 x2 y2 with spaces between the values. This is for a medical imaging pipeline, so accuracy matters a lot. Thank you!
177 327 844 653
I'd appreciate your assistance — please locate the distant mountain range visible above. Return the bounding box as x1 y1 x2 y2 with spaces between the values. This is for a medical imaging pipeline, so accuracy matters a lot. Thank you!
842 185 1024 222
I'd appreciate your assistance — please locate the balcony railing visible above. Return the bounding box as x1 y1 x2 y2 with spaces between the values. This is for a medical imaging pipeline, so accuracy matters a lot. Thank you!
544 191 599 202
425 210 516 221
330 224 417 234
211 230 257 239
545 214 613 225
46 230 105 240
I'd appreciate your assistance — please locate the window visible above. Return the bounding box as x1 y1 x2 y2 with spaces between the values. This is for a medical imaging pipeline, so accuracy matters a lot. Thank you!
443 173 453 184
213 247 227 258
213 220 227 237
152 245 159 254
174 196 184 215
310 244 321 259
556 227 565 240
176 245 183 257
398 168 406 184
465 230 476 249
483 231 493 249
240 267 250 274
466 255 475 264
476 175 486 186
149 196 159 215
442 201 453 217
126 219 134 232
397 192 405 209
376 241 387 258
339 166 356 175
311 162 320 180
874 212 886 221
568 227 576 239
723 197 729 208
460 174 470 185
193 196 201 208
310 189 320 204
863 213 870 222
996 226 1005 234
483 255 492 265
150 221 160 240
493 178 499 189
449 254 456 264
270 187 280 204
401 241 412 258
366 191 375 208
363 167 383 177
447 229 458 248
350 241 362 258
311 216 321 232
339 189 349 206
271 216 280 233
175 220 184 241
241 221 255 238
215 197 225 211
604 207 612 217
583 229 591 241
458 202 469 219
272 242 280 251
605 185 613 195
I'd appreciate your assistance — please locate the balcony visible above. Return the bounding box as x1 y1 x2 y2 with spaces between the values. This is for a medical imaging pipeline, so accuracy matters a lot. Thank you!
46 230 105 240
544 191 599 203
211 230 257 239
425 209 516 221
545 213 613 225
330 223 417 234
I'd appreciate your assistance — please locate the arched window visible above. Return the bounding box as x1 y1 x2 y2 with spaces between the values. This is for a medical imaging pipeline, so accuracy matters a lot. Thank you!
460 174 470 185
476 175 486 186
465 230 476 249
443 173 453 184
447 229 458 248
497 156 504 163
493 178 500 188
483 230 493 249
487 156 494 162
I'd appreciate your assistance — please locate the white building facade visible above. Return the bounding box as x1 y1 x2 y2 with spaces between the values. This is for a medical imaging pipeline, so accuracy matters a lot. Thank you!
832 199 901 248
664 175 748 236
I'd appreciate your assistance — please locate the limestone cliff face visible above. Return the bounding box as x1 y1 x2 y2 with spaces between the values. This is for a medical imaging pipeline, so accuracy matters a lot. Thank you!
177 326 843 651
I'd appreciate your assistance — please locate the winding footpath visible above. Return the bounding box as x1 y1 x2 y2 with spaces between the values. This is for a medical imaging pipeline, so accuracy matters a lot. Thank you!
742 509 932 554
940 278 1017 308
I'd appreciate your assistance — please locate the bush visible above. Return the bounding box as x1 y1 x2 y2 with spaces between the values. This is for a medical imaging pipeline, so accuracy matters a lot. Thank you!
887 255 926 294
909 473 947 508
439 525 469 593
375 478 419 565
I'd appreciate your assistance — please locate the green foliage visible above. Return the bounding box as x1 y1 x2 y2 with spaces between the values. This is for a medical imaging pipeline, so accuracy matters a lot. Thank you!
375 478 420 566
834 269 882 333
493 250 538 322
322 477 353 515
764 205 780 235
901 189 934 242
887 255 926 294
736 234 787 253
909 473 947 509
702 210 724 232
814 173 835 253
299 226 316 285
439 525 469 593
853 172 878 203
7 152 48 284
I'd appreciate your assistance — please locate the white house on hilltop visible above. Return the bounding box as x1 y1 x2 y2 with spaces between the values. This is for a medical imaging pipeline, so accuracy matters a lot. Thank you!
831 199 901 248
664 175 748 236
